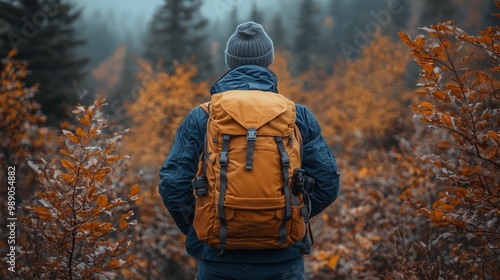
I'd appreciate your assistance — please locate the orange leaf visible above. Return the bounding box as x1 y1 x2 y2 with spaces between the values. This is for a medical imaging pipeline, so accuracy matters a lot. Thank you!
60 149 72 158
328 254 340 270
63 130 79 144
88 186 97 200
79 114 91 126
440 114 453 127
60 173 74 183
61 160 74 172
317 250 327 260
107 259 120 269
419 101 433 110
76 127 88 139
418 101 434 115
106 155 125 164
128 185 140 198
119 221 128 230
398 32 411 46
8 49 17 58
431 209 443 220
32 206 51 219
415 35 425 48
455 187 468 198
96 194 108 207
488 131 500 144
438 141 451 149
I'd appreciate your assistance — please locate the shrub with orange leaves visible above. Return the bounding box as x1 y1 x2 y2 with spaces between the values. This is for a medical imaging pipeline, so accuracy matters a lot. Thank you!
90 46 127 96
124 59 207 169
0 49 46 164
399 15 500 278
0 50 50 191
315 35 413 150
16 100 139 279
270 51 308 103
0 49 62 226
122 60 207 278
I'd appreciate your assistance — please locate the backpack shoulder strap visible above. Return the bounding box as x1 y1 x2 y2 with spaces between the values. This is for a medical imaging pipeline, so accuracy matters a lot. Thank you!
200 102 210 114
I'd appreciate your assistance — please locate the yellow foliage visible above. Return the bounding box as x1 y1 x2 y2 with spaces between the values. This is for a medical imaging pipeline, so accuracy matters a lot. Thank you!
91 45 127 95
124 60 207 169
0 49 47 166
317 36 412 148
270 51 307 103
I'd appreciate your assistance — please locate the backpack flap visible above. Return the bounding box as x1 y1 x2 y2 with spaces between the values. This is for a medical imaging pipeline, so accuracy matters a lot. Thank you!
211 90 295 137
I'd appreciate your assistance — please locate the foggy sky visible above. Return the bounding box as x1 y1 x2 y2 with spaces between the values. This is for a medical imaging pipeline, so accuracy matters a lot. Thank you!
78 0 289 28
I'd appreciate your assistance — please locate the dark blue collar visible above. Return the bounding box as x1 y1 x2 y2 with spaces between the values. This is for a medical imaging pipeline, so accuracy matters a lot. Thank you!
210 65 279 95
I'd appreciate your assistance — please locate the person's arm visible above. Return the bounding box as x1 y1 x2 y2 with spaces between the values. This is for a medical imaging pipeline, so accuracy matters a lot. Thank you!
158 107 207 235
296 105 340 218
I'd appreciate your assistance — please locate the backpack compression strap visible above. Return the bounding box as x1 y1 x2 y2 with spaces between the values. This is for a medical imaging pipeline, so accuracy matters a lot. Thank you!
276 137 292 244
245 128 257 170
199 102 210 177
217 134 230 256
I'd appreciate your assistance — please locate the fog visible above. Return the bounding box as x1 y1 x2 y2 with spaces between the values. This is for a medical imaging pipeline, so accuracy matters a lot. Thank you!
78 0 289 29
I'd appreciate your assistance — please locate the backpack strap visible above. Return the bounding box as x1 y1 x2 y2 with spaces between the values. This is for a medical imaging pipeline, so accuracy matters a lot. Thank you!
292 124 311 253
200 102 210 114
217 134 231 256
199 102 210 176
276 137 292 244
294 124 304 169
245 128 257 170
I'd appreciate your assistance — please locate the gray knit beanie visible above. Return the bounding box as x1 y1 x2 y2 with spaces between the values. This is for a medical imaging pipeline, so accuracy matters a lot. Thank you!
225 21 274 68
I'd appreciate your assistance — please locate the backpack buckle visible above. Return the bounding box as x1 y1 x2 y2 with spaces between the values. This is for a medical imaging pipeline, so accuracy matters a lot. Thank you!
247 128 257 142
219 152 228 166
281 152 290 167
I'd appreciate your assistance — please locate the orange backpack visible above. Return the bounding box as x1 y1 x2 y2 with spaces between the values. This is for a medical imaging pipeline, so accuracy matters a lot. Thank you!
192 90 311 255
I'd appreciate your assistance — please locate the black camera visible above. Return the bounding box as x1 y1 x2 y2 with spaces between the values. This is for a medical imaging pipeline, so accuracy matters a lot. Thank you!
192 176 209 197
291 168 315 196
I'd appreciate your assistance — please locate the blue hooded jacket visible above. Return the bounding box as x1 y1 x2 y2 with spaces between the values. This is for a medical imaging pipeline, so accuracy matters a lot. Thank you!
158 65 340 263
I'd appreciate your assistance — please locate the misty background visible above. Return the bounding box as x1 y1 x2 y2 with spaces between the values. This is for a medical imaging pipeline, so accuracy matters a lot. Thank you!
0 0 497 124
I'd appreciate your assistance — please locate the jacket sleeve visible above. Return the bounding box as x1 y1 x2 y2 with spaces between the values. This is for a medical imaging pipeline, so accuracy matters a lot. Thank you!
296 105 340 218
158 106 207 235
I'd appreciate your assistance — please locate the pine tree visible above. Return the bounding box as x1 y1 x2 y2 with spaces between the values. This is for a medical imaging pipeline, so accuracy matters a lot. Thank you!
249 2 264 24
390 0 413 32
227 7 239 38
144 0 212 77
419 0 458 27
294 0 320 73
77 10 120 69
271 14 286 49
0 0 88 125
482 0 500 28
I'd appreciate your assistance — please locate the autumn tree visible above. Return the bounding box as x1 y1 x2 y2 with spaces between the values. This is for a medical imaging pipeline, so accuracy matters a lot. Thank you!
313 35 412 150
90 46 126 98
124 60 207 169
399 15 500 278
0 49 61 202
16 100 139 279
0 50 45 168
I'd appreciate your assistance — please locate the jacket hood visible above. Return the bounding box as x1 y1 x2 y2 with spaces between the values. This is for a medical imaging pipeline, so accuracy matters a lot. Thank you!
210 65 278 95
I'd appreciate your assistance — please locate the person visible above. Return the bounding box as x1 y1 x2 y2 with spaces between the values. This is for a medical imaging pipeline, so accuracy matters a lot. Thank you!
158 21 340 280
